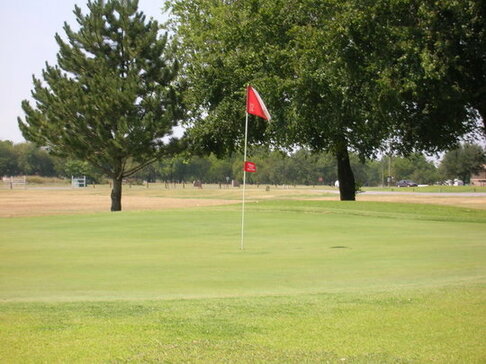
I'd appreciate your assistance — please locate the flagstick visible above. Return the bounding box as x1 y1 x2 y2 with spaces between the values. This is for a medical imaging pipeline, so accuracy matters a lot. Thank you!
240 111 249 250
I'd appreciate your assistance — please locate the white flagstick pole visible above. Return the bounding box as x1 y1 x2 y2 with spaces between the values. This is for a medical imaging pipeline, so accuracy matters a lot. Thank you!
240 111 249 250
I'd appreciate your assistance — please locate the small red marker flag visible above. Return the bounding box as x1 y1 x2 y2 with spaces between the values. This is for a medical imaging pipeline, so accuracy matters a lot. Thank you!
244 161 257 173
246 86 271 120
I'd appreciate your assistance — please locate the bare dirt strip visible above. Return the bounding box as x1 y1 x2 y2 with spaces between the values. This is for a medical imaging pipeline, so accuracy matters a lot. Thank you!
356 192 486 210
0 187 485 218
314 193 486 210
0 189 237 218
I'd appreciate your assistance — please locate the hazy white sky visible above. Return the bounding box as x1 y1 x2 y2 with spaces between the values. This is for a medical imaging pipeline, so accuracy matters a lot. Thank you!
0 0 167 143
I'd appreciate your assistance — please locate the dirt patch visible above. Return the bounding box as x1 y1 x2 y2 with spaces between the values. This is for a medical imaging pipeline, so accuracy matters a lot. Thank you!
0 189 237 218
356 194 486 210
291 190 486 209
1 187 484 218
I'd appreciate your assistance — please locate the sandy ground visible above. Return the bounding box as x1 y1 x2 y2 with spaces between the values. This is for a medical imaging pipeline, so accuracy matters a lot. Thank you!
0 189 238 217
0 186 484 217
356 193 486 210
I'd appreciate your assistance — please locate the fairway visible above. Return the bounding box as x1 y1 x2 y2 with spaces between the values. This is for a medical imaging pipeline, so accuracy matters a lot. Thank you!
1 193 485 362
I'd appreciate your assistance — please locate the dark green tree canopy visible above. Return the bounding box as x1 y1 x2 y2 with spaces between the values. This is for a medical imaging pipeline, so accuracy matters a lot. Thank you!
417 0 486 135
379 0 485 151
19 0 182 210
167 0 484 200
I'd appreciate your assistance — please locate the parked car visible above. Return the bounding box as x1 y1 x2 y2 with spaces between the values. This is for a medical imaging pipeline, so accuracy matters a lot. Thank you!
396 180 418 187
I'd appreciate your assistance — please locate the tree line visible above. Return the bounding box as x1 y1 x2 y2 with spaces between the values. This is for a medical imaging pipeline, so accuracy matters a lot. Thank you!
2 139 484 186
16 0 485 210
0 140 99 180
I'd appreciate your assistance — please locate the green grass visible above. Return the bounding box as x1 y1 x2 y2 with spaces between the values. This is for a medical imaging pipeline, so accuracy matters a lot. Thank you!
1 287 484 362
1 200 485 362
363 185 486 193
253 199 486 223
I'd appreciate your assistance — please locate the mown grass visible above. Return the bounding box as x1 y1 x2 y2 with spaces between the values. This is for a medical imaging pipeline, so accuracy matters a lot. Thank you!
1 200 485 362
1 286 484 362
250 199 486 223
363 185 486 193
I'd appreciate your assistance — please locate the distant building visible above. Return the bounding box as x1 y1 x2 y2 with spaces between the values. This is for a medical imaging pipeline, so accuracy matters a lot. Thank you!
471 165 486 186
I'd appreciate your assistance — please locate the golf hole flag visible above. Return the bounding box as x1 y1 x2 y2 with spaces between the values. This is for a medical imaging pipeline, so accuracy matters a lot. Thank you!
246 85 271 120
241 85 270 250
244 161 257 173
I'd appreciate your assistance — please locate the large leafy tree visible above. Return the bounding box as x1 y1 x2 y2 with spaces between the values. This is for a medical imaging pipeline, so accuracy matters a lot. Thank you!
380 0 485 150
417 0 486 134
167 0 483 200
19 0 182 211
439 143 486 183
392 155 439 185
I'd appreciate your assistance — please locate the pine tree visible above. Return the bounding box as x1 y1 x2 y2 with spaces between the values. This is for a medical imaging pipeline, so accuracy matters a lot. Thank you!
18 0 182 211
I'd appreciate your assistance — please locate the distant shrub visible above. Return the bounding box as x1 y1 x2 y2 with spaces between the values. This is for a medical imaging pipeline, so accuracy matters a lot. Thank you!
26 176 69 185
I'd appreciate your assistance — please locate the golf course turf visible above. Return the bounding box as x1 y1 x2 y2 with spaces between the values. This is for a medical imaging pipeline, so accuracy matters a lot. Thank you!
1 198 485 362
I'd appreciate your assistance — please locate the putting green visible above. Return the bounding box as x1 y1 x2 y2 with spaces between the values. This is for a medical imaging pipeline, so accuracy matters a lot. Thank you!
1 200 484 302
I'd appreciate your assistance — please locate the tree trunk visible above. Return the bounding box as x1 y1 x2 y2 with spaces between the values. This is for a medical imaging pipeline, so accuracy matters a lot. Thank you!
335 143 356 201
111 177 123 211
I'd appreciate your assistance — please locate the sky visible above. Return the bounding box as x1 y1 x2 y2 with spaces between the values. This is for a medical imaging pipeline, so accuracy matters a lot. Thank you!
0 0 168 143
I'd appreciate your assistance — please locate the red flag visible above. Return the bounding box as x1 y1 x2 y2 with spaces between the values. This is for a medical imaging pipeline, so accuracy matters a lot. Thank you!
246 85 271 120
244 161 257 173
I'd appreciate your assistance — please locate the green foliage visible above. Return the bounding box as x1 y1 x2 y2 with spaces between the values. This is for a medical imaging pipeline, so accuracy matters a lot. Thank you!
62 160 90 178
0 141 19 176
377 0 484 149
61 159 104 182
147 149 386 186
391 154 439 184
166 0 484 200
439 143 486 183
415 0 486 134
0 140 103 181
2 139 447 186
18 0 182 209
0 141 57 177
14 143 57 177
